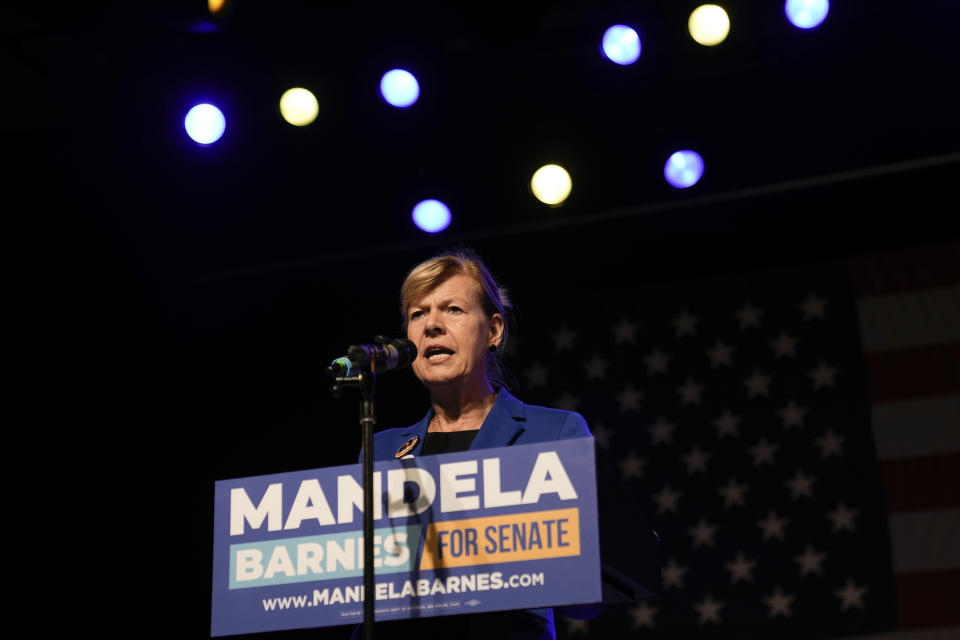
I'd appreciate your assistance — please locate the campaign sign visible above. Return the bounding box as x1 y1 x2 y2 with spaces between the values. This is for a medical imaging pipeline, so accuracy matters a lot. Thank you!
211 437 601 636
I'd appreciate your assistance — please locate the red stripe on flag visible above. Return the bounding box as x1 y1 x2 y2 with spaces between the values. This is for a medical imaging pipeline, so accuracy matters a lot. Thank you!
866 343 960 403
896 569 960 628
851 243 960 296
882 454 960 511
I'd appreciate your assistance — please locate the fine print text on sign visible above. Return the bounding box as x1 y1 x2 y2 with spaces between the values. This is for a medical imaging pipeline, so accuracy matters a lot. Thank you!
210 437 601 636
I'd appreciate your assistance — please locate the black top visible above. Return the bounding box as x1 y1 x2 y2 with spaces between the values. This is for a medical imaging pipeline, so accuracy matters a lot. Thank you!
420 429 480 455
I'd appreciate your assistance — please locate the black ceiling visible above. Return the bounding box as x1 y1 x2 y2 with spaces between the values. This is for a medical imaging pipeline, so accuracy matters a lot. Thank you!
15 0 959 290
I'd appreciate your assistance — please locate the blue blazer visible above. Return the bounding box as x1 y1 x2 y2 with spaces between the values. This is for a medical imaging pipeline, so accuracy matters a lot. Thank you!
365 388 595 639
371 388 592 461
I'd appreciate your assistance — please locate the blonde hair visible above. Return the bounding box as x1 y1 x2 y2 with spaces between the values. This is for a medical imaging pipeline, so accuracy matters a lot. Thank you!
400 249 512 390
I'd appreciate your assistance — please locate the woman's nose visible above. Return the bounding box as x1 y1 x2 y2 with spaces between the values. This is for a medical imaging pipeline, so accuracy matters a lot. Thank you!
424 310 444 334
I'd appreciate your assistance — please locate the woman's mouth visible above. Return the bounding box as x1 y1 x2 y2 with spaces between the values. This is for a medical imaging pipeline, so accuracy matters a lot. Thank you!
424 346 454 361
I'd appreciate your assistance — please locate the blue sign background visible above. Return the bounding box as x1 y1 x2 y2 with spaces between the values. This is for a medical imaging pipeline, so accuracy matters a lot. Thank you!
211 437 601 636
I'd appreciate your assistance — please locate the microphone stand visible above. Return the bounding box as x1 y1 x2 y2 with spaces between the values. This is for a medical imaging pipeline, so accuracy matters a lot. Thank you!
330 365 377 640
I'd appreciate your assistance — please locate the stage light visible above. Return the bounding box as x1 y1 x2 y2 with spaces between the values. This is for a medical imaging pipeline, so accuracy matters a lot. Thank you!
380 69 420 108
531 164 572 206
689 4 730 46
785 0 829 29
412 199 451 233
184 103 225 145
170 0 234 33
664 151 704 188
601 25 641 65
279 88 319 126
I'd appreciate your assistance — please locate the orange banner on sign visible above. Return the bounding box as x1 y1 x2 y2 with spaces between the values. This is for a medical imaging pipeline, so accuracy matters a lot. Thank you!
419 508 580 570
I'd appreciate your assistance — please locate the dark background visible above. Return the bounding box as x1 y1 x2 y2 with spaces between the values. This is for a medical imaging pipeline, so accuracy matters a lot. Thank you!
10 1 957 637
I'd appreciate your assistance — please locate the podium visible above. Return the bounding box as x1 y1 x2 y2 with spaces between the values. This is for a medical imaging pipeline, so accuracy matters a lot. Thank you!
210 437 659 636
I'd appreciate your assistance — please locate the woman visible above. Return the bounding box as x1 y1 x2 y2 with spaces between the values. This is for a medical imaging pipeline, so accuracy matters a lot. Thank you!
360 249 600 639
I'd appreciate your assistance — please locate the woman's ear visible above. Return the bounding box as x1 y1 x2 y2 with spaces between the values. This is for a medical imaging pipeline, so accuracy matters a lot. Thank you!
488 313 505 348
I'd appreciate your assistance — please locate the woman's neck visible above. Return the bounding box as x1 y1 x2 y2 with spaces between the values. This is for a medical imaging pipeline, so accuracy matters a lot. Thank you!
428 381 497 432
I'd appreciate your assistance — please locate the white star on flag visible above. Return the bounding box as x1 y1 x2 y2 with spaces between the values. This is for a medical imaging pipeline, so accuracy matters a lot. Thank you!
707 340 735 368
719 478 748 508
725 552 756 583
661 558 687 589
653 485 682 514
688 518 718 548
628 601 658 628
786 469 816 499
582 354 609 381
562 618 590 634
677 377 705 405
523 361 549 388
735 302 763 329
744 370 772 397
795 545 827 576
749 438 778 466
616 384 642 412
693 594 725 625
758 511 789 541
611 317 638 344
591 422 612 449
553 392 580 412
770 331 798 358
618 451 646 480
809 361 839 389
672 310 699 337
815 429 846 458
763 586 796 618
827 502 859 533
799 293 827 320
644 348 671 375
647 416 676 445
682 445 711 474
779 400 808 429
713 410 740 438
551 325 577 351
835 578 868 610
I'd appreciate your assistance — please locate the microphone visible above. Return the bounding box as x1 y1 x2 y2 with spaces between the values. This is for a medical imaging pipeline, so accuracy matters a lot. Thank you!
326 336 417 377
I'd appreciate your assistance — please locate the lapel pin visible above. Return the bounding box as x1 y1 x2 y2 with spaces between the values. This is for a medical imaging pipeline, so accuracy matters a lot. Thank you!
395 436 419 458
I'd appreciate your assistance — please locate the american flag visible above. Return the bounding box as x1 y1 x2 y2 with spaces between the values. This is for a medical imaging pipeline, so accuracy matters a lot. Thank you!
509 243 959 639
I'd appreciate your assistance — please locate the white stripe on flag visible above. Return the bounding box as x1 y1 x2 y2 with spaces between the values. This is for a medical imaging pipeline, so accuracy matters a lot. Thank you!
872 395 960 460
888 508 960 573
857 286 960 352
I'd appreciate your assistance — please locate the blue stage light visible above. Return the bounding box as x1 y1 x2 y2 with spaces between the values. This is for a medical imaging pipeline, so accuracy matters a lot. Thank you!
664 150 704 188
412 199 451 233
380 69 420 108
184 103 226 145
601 25 641 65
785 0 829 29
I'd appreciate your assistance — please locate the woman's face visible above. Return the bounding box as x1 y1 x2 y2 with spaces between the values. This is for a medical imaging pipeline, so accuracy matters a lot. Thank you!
406 273 503 392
